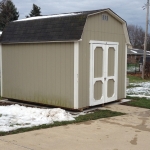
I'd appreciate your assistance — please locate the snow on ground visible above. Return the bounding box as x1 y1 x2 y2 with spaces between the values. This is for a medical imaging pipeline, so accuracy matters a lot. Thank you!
0 104 75 132
127 82 150 98
2 81 150 132
127 66 139 72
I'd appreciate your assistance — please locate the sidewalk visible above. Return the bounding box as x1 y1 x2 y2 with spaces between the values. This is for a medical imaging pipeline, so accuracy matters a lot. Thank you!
0 105 150 150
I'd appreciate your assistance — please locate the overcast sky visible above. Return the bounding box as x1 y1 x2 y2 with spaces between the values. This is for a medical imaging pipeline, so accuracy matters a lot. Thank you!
13 0 147 29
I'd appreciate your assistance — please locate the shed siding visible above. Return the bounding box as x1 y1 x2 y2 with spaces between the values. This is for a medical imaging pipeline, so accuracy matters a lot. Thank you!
2 43 74 108
79 12 126 108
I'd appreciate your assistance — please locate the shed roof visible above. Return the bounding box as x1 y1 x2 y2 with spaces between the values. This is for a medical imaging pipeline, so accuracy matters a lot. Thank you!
1 8 128 44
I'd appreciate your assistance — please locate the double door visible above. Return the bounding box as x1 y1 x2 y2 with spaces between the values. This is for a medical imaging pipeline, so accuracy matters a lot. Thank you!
90 41 118 106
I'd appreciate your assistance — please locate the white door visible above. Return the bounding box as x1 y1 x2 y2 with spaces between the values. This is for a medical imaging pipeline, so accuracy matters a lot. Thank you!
89 41 118 106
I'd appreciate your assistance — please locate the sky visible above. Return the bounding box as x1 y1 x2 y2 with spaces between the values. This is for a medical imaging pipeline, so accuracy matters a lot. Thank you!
12 0 147 30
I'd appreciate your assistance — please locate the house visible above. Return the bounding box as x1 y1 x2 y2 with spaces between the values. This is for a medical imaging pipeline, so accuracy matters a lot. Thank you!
127 48 150 64
0 8 131 110
139 56 150 64
139 56 150 72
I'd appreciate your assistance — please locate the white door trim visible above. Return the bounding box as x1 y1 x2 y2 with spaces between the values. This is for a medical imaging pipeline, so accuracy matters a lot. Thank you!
89 40 119 106
89 40 119 45
89 44 105 106
74 42 79 109
105 44 118 103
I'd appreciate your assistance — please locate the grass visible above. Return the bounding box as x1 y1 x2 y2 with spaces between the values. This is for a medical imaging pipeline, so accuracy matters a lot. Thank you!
0 109 125 136
127 74 150 89
124 96 150 109
127 75 150 96
127 74 148 83
127 84 142 89
126 74 150 107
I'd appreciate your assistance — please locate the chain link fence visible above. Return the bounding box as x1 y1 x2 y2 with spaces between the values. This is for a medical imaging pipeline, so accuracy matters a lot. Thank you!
127 63 141 74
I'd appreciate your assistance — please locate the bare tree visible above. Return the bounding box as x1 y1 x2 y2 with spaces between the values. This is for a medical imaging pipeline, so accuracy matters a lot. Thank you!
128 24 145 49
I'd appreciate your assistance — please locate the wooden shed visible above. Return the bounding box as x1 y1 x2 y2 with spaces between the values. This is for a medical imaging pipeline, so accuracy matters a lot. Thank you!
0 8 131 110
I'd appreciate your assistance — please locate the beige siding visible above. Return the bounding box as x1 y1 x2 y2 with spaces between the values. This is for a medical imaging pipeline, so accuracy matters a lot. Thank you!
2 43 74 108
79 12 126 108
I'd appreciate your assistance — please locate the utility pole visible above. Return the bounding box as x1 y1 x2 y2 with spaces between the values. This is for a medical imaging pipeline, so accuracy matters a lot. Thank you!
142 0 149 79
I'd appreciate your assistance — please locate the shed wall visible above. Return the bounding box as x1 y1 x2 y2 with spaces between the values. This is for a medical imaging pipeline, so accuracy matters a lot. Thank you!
2 43 74 108
79 12 126 108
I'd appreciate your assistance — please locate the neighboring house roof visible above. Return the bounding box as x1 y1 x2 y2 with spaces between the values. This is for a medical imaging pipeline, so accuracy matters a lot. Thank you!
1 8 130 44
0 31 2 41
128 48 150 56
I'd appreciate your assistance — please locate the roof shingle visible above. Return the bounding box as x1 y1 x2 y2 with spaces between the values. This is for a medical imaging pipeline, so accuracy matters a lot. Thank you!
0 9 114 43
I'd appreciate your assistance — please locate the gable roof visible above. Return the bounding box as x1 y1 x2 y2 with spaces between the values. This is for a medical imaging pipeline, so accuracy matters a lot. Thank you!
1 9 129 44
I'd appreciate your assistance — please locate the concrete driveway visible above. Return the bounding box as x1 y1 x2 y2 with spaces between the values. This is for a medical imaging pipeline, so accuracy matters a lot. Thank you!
0 105 150 150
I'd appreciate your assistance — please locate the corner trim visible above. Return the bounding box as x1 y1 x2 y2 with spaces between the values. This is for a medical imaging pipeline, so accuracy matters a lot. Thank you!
89 40 119 45
124 44 127 97
74 42 79 109
0 45 2 96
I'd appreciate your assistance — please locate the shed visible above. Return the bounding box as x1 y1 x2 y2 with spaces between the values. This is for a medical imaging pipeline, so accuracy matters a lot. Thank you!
0 8 131 110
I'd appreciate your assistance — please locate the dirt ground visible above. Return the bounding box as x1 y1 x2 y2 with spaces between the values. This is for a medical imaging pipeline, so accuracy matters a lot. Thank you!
0 101 14 106
127 73 142 77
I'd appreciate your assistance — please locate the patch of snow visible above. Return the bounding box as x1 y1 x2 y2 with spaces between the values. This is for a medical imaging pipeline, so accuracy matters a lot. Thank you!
131 48 139 50
131 50 137 53
120 99 131 103
14 13 82 22
0 104 75 132
127 82 150 97
127 95 150 99
130 82 150 87
127 66 139 72
71 111 92 117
